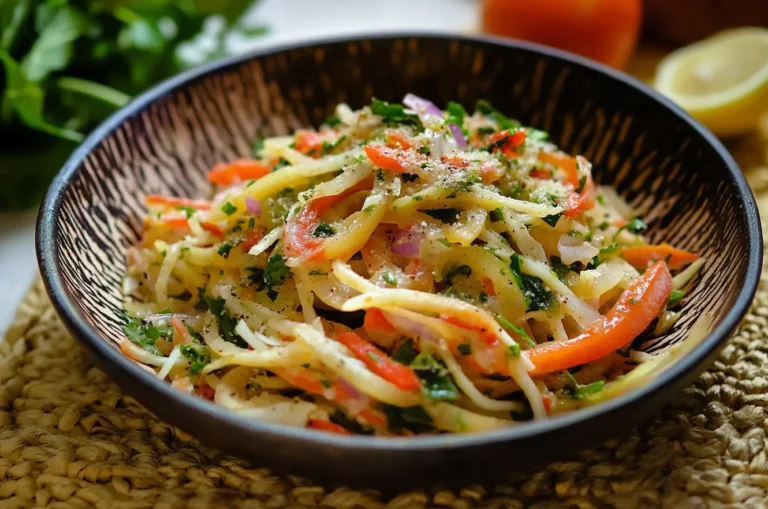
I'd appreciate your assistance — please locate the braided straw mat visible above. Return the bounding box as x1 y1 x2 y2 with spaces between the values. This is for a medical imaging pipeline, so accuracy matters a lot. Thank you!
3 51 768 509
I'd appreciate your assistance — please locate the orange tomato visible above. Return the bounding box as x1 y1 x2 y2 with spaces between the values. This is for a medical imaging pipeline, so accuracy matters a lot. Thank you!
481 0 642 69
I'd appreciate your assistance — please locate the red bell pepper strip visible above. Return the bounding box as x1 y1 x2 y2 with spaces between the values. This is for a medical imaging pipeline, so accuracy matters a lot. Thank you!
385 131 414 150
334 331 421 392
363 145 412 173
364 309 398 335
621 243 699 271
294 130 324 155
538 152 579 188
157 216 224 238
526 261 673 376
283 178 373 260
308 419 352 434
240 228 265 252
208 159 270 186
487 130 526 157
146 195 212 210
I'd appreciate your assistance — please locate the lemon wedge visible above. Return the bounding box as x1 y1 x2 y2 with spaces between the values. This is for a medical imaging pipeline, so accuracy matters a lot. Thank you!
654 27 768 137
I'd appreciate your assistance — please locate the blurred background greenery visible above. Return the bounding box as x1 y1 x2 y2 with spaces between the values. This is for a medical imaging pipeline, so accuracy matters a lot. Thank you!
0 0 267 209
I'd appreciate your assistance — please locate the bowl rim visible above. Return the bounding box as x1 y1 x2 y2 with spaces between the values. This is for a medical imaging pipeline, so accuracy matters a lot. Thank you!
37 31 762 452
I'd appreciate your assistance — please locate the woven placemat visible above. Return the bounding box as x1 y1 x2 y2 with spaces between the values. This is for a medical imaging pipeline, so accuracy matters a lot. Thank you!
4 63 768 509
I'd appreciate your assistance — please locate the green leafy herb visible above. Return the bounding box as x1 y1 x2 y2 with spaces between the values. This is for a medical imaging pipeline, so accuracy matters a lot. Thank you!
321 135 347 155
489 208 504 222
194 287 209 310
510 254 555 312
180 344 211 374
614 218 647 239
526 128 549 141
221 201 237 216
508 344 521 357
311 222 335 238
123 316 172 356
475 99 520 130
363 204 376 214
329 410 373 435
445 101 466 128
541 211 564 228
495 313 536 347
392 339 419 365
381 271 397 286
264 254 291 287
370 97 420 126
551 256 571 280
401 173 419 183
246 267 266 290
250 137 265 158
324 114 341 127
272 158 290 172
411 353 458 402
1 1 266 210
457 343 472 355
217 242 233 259
382 405 434 433
575 175 587 194
438 238 451 247
205 296 247 348
424 208 461 223
444 264 472 284
308 269 327 276
668 289 686 307
566 371 605 400
175 206 196 219
417 146 431 155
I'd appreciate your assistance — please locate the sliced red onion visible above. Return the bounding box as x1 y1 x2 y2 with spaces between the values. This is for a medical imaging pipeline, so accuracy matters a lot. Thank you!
391 228 423 257
334 376 370 414
245 197 262 215
403 93 442 122
448 123 467 149
382 311 440 344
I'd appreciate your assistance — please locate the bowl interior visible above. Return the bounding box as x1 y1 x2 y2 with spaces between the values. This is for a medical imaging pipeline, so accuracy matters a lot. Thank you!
37 34 760 485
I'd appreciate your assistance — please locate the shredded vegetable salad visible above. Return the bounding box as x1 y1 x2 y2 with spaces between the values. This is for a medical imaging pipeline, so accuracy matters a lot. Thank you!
121 95 705 436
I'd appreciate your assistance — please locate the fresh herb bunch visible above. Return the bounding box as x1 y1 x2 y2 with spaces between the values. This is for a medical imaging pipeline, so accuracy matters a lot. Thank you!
0 0 266 209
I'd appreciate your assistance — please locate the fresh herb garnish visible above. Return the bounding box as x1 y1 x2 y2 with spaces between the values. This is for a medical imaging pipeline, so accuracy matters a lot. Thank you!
271 158 290 172
614 218 647 239
311 222 335 238
526 128 549 141
550 256 571 280
320 135 347 155
264 254 291 287
510 254 555 312
418 146 431 155
489 208 504 222
381 271 397 286
575 175 587 194
370 98 420 126
217 242 233 259
411 353 458 402
508 344 521 357
180 344 211 374
176 206 196 219
324 114 342 127
668 289 686 307
424 208 461 223
402 173 419 183
123 316 172 356
381 405 434 433
329 410 373 435
221 202 237 215
392 339 419 365
457 343 472 355
541 211 564 228
445 101 467 128
205 296 247 348
566 371 605 400
444 264 472 284
251 137 265 158
495 313 536 347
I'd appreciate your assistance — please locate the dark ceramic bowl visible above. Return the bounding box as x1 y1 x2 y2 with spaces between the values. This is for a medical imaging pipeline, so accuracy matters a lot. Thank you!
37 33 762 489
